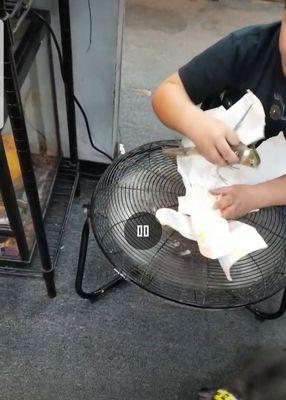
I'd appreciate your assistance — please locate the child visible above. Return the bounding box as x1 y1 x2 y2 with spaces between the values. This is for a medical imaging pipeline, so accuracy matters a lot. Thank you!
152 3 286 220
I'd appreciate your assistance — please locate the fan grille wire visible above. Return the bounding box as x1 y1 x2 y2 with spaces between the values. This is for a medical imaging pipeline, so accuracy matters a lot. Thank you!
90 141 286 309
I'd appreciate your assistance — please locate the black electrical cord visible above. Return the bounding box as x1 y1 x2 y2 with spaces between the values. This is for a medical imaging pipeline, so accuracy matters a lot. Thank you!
87 0 92 52
29 8 114 162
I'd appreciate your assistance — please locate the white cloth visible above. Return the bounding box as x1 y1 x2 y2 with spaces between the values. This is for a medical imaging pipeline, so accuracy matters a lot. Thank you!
156 91 286 281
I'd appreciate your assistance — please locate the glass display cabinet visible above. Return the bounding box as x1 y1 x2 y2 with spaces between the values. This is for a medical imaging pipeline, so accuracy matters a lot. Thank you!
0 1 79 296
0 9 60 261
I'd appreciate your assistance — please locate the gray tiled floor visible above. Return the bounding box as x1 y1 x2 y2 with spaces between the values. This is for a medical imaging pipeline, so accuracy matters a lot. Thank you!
0 1 285 399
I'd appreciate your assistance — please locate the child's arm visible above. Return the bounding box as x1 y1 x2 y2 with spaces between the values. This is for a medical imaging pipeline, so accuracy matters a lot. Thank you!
211 176 286 220
254 175 286 208
152 72 240 166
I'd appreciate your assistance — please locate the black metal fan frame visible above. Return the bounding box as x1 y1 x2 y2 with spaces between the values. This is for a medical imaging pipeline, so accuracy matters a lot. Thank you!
75 195 286 322
76 81 286 319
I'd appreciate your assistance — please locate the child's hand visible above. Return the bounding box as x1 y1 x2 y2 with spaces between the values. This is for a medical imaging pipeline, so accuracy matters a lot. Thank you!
210 185 256 220
192 115 240 166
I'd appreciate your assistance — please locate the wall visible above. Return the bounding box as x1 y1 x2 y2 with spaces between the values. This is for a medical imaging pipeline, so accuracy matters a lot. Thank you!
33 0 125 164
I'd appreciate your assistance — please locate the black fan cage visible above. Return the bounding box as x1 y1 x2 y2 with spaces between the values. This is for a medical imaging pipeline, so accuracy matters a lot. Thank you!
90 141 286 309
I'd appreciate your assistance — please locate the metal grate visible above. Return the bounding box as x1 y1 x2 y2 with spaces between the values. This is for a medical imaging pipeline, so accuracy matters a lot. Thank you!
4 0 24 15
90 141 286 309
3 1 33 33
0 159 78 277
44 159 79 267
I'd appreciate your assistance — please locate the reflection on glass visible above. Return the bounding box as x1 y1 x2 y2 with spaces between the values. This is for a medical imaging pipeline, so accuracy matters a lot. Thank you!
22 35 59 212
0 34 60 261
0 237 19 260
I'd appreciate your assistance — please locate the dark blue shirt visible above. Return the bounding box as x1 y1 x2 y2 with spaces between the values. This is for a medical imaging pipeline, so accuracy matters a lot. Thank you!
178 22 286 140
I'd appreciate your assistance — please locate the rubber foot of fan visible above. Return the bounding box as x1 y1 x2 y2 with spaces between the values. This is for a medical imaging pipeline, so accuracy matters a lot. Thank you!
246 307 286 321
245 288 286 321
76 276 125 302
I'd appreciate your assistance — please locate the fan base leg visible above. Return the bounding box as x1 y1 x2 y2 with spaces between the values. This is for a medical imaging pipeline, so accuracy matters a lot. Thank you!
246 288 286 321
75 212 125 302
76 274 125 302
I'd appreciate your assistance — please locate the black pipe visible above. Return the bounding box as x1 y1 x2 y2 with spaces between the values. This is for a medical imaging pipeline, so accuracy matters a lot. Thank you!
58 0 78 165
